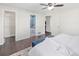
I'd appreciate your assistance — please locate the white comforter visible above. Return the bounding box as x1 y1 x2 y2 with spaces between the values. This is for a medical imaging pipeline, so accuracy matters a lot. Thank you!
28 34 79 56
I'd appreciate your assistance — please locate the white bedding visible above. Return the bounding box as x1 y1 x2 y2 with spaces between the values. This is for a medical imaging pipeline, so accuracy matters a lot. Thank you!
28 34 79 56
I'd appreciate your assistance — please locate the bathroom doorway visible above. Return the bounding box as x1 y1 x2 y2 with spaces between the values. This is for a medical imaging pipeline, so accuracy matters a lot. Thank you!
30 15 36 37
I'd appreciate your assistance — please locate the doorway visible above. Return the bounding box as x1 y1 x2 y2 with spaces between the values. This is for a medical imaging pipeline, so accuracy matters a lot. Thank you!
4 11 15 42
30 15 36 37
45 16 51 36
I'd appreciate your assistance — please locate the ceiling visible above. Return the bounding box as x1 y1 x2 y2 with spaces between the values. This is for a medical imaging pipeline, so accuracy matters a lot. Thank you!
0 3 79 13
0 3 46 13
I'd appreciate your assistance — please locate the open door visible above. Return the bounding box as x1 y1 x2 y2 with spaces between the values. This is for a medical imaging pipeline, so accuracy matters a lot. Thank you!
4 11 15 42
45 16 51 36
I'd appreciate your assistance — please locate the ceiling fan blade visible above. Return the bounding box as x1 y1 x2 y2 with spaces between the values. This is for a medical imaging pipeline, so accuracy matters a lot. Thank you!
54 4 64 7
40 3 48 6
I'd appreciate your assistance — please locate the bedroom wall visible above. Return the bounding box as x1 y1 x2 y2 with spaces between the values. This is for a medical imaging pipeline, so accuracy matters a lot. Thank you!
0 5 45 44
16 9 30 41
50 4 79 36
59 8 79 35
50 11 61 35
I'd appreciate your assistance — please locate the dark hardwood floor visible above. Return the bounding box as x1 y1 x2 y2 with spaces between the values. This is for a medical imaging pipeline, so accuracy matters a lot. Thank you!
0 34 45 56
45 31 51 36
0 36 32 56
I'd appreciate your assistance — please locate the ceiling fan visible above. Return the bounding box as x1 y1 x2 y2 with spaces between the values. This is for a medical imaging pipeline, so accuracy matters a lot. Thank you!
40 3 64 10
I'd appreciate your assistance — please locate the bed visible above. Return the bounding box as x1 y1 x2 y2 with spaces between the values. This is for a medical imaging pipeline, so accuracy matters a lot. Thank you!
28 34 79 56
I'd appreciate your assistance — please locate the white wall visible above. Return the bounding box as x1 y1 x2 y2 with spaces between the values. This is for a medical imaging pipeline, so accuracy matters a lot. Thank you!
43 10 60 36
60 8 79 35
16 9 31 41
50 6 79 36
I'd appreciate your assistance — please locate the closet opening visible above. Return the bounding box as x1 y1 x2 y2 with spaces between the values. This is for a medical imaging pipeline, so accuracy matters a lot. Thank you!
4 11 16 43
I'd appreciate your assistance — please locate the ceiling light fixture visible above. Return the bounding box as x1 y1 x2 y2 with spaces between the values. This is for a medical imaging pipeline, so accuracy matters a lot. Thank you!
48 6 54 10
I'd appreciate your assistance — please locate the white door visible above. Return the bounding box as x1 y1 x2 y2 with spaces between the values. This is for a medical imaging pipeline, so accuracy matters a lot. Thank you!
4 11 15 38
